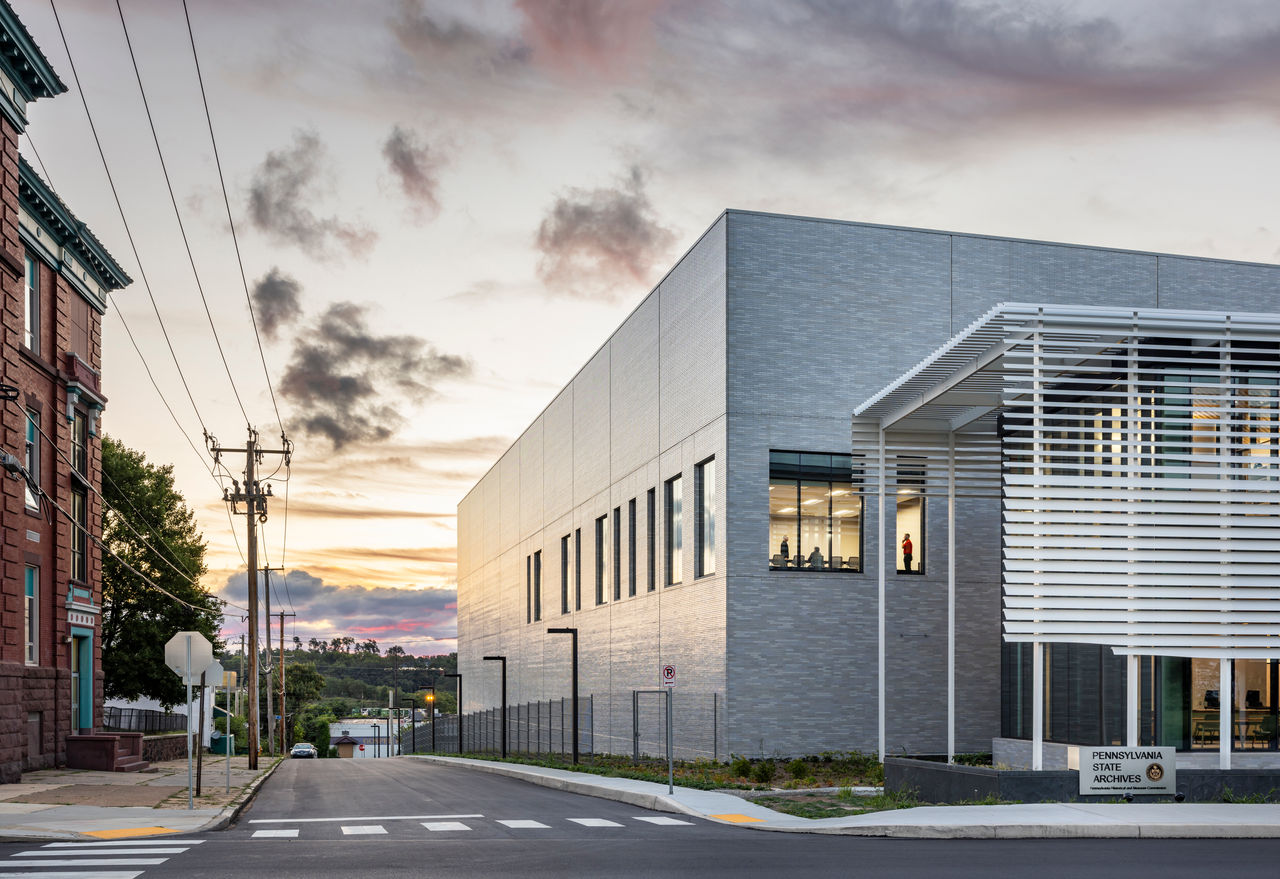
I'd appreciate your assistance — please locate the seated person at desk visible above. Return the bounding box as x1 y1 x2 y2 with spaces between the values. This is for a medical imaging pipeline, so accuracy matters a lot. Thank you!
807 546 825 569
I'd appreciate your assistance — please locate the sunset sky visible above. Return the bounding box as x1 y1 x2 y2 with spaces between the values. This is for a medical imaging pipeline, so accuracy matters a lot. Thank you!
14 0 1280 655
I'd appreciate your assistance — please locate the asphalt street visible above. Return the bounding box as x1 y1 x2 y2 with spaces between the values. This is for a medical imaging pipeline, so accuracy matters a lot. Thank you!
2 759 1278 878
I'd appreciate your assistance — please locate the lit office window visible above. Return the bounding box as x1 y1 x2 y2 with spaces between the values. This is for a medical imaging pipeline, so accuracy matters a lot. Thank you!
665 475 682 585
24 410 39 510
628 498 637 597
595 516 607 605
561 535 570 615
23 254 38 353
696 458 715 577
25 566 38 664
768 452 862 572
896 456 925 575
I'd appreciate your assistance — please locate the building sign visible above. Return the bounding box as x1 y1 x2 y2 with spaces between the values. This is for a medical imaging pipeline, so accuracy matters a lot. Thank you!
1079 747 1175 796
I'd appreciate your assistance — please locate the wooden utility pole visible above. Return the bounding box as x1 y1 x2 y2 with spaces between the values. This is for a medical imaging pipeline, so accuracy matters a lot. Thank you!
212 429 291 770
277 609 295 754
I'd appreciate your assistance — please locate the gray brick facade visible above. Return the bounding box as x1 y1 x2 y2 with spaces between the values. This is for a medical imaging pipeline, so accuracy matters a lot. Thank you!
457 210 1280 760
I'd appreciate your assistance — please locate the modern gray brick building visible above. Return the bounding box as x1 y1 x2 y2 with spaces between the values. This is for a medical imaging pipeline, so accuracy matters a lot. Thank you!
456 210 1280 760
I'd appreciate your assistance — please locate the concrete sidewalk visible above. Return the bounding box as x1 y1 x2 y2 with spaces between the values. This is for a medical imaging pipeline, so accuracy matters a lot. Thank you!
0 753 280 842
409 755 1280 839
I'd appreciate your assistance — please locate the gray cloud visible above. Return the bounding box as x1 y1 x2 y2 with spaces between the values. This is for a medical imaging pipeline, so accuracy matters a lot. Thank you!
247 130 377 259
534 165 675 299
250 267 303 340
219 569 456 655
279 301 471 449
382 125 444 218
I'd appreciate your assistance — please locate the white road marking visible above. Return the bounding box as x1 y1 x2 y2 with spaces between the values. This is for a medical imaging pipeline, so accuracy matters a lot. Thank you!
634 816 695 825
42 841 202 847
421 821 471 831
5 859 168 867
250 813 481 824
340 825 388 835
567 818 624 827
252 829 300 838
0 873 144 879
496 819 549 829
17 849 188 856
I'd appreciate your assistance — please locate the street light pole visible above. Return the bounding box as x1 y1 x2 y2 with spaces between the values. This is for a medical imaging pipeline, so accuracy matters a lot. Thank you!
482 656 507 758
445 673 462 753
424 687 435 753
547 627 579 763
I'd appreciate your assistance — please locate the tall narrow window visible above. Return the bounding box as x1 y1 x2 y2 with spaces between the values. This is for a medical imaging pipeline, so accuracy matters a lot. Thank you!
696 458 716 577
24 410 38 510
896 456 925 575
72 410 88 476
23 253 38 354
574 528 582 610
533 550 542 621
647 488 656 592
24 566 38 665
628 498 637 597
560 535 570 615
595 515 607 605
612 507 622 600
71 488 87 582
526 555 531 624
665 475 683 586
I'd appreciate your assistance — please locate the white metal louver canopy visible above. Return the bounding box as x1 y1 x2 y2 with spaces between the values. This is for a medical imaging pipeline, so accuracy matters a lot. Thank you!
853 302 1280 660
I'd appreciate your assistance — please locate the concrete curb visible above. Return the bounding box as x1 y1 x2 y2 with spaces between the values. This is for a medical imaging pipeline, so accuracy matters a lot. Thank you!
407 755 1280 839
191 756 285 834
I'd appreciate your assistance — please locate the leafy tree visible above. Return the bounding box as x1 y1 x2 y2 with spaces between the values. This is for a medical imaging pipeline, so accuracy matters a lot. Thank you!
283 663 326 705
100 437 222 707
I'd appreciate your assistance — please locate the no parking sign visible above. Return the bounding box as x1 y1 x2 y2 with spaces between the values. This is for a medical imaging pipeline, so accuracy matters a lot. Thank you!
661 664 676 687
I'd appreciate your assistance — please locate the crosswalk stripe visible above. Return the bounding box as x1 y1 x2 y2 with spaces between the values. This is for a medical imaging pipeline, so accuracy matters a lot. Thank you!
43 841 202 847
5 858 168 867
421 821 471 831
497 819 549 829
0 873 144 879
250 813 481 823
252 829 300 838
567 818 624 827
340 825 387 835
634 816 695 825
17 848 187 856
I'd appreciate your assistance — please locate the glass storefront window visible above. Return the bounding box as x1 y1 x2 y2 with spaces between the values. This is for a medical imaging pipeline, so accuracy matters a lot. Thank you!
768 451 861 572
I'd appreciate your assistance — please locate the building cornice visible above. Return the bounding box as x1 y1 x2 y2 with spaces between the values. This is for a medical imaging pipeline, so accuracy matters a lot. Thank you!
0 1 66 132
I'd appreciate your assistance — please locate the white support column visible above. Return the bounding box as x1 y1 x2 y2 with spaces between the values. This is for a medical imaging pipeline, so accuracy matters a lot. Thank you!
947 432 956 765
1220 657 1232 770
1126 654 1138 747
877 428 887 762
1032 641 1044 771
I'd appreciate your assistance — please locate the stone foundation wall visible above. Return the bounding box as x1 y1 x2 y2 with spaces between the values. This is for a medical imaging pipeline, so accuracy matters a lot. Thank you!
143 733 194 763
0 662 69 783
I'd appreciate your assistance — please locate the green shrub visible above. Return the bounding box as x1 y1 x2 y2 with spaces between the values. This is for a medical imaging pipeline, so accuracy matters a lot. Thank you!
785 758 812 779
730 755 752 777
750 760 776 784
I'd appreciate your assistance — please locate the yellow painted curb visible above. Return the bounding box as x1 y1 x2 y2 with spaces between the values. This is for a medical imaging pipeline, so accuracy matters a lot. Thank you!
83 826 182 839
710 814 765 824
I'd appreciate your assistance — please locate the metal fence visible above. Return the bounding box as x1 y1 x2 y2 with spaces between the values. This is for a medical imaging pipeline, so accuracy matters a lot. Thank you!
103 705 187 733
401 696 594 757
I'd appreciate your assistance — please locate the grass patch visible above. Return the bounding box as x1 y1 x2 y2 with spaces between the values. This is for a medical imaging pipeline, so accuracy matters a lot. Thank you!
755 788 920 819
448 750 883 791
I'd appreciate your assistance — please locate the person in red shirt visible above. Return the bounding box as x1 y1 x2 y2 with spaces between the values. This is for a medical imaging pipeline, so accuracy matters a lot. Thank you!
901 533 913 572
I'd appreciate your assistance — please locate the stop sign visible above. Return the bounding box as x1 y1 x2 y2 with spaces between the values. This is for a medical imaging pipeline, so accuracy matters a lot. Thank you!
164 631 214 684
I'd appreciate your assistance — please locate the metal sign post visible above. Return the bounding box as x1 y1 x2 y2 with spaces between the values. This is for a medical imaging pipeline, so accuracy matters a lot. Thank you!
164 631 215 811
633 688 675 794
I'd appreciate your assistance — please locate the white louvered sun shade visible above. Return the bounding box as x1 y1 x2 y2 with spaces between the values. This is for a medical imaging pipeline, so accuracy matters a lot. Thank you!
853 303 1280 660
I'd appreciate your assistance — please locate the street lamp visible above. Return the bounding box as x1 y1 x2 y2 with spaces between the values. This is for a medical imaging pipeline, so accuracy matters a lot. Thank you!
482 656 507 758
547 627 579 763
445 672 462 753
424 688 436 752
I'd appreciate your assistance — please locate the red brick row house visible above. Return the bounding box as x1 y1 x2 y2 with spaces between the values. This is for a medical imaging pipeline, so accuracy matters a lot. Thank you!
0 1 130 782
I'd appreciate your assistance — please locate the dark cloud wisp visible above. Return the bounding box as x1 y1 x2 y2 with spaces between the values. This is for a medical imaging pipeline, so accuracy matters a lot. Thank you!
248 130 377 259
534 165 675 300
250 267 303 340
382 125 445 218
279 301 471 449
